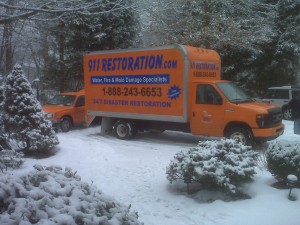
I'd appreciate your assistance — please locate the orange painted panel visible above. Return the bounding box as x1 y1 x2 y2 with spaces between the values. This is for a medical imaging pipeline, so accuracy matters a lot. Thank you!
84 47 186 116
186 46 221 81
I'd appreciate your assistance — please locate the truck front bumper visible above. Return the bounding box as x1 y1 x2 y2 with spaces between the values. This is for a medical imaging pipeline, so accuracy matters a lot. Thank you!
252 123 285 142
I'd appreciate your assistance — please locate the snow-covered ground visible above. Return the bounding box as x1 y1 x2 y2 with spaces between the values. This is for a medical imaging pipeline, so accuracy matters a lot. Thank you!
17 120 300 225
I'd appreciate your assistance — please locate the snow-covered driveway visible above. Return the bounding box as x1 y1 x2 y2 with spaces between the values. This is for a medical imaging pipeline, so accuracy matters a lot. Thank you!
20 120 300 225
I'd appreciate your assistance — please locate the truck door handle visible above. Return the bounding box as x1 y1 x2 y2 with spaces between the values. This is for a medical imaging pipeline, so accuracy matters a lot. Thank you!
193 112 195 117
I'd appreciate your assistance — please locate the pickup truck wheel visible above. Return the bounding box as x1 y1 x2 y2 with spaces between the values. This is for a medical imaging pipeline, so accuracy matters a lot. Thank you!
226 127 253 146
113 120 136 140
282 108 292 120
60 117 72 132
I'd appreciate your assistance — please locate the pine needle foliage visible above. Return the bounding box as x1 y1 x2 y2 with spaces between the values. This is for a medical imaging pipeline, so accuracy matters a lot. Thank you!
266 141 300 184
166 139 258 197
3 64 59 152
0 165 143 225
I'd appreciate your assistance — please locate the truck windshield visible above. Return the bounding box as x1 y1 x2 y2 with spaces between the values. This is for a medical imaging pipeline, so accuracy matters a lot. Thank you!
216 82 253 103
48 95 76 106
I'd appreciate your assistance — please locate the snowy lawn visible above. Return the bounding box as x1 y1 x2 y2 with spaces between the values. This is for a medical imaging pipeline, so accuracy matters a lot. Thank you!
13 120 300 225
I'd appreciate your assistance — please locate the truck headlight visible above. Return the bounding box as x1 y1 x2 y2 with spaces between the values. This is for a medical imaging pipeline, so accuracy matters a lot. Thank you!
256 114 268 128
46 113 55 119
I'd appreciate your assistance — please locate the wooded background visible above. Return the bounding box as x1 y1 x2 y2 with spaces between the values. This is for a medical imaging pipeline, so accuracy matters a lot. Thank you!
0 0 299 99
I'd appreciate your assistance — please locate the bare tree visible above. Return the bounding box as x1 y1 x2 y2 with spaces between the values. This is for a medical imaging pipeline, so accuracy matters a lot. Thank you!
0 0 138 75
0 0 132 24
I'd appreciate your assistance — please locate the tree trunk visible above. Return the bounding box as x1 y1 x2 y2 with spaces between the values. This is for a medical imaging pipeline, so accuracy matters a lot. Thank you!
58 22 65 93
4 22 13 74
3 0 15 74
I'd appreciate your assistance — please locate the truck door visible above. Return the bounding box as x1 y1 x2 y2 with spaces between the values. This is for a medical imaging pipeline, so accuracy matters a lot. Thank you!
190 84 225 137
73 95 85 124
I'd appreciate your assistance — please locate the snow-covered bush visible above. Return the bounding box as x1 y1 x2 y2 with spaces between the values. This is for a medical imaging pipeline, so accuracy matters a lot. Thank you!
0 149 24 172
0 165 143 225
166 139 258 197
266 141 300 184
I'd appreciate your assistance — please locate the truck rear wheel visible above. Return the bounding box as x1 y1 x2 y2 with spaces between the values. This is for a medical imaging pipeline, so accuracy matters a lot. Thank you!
226 127 253 146
113 120 136 140
60 117 72 132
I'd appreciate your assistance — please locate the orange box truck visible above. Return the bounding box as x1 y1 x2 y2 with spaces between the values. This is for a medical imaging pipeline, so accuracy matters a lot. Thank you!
84 44 284 145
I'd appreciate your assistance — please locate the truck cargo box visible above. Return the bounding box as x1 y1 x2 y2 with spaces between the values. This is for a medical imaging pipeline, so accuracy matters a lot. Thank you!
84 44 220 123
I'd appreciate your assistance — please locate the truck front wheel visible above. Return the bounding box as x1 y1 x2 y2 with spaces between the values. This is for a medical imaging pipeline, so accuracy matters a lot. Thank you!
60 117 72 132
113 120 136 140
225 127 253 146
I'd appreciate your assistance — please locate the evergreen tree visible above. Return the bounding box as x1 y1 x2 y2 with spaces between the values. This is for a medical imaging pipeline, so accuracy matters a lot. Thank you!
274 0 300 82
242 0 300 94
38 0 140 92
0 74 7 149
3 64 59 152
145 0 276 83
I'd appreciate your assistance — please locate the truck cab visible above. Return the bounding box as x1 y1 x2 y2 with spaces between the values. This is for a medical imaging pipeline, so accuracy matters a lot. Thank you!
43 90 85 132
190 81 283 145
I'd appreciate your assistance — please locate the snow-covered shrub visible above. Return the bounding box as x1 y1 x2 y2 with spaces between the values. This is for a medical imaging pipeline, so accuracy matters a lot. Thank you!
266 141 300 184
0 165 143 225
0 149 24 172
166 139 258 197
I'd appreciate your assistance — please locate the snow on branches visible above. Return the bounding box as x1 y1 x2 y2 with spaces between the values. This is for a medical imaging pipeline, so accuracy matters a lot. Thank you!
0 149 24 172
0 165 143 225
3 64 59 152
266 141 300 184
166 139 258 197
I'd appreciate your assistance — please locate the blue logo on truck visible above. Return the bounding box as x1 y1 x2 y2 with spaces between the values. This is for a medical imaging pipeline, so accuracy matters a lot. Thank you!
168 85 181 100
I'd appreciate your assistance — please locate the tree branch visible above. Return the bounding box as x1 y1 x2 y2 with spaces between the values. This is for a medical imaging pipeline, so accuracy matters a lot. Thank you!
0 0 137 24
0 11 38 24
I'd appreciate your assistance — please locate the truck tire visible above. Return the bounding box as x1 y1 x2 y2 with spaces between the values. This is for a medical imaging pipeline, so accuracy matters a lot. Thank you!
282 107 292 120
113 120 136 140
226 127 253 146
60 117 72 132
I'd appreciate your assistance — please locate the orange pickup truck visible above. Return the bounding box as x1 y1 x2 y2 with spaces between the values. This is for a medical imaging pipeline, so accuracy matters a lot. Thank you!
83 44 284 145
42 89 85 132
